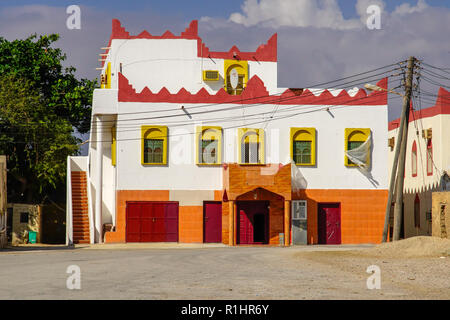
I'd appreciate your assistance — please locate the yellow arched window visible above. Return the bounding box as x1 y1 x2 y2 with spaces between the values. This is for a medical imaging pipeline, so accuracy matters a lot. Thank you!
290 128 316 166
238 128 264 165
224 60 248 95
345 128 371 166
141 126 168 165
196 126 222 165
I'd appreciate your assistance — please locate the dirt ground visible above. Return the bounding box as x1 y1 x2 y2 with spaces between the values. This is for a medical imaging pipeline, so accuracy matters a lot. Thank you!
290 236 450 299
0 237 449 300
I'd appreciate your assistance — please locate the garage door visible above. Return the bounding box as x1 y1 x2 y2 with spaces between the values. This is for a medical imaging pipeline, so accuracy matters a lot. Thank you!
126 202 178 242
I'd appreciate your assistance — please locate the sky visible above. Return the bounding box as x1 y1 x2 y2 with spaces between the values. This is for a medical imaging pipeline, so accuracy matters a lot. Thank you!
1 0 450 123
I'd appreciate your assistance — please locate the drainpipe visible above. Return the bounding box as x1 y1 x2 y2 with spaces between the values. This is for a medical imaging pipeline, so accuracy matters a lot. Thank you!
95 115 103 243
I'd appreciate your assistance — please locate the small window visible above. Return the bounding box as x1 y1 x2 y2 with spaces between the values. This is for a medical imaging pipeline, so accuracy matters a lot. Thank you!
291 128 316 166
426 139 433 176
238 128 264 164
345 128 371 167
292 201 307 220
20 212 29 224
411 141 417 177
196 126 222 165
142 126 168 165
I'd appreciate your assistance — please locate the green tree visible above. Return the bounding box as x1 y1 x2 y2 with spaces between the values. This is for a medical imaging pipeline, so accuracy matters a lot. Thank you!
0 34 96 203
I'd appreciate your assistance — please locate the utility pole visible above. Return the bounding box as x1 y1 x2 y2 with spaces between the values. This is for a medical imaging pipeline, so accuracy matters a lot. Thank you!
392 56 416 241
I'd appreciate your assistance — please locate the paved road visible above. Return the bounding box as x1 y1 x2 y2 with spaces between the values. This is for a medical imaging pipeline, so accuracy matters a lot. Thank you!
0 245 443 299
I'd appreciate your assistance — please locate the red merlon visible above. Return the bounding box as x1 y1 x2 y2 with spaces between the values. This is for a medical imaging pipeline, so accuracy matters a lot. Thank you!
101 19 277 65
118 73 388 106
388 87 450 131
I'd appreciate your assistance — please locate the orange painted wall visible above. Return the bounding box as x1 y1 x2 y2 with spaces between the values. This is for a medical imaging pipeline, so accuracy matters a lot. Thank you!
105 190 220 243
179 206 203 243
293 189 388 244
105 190 169 243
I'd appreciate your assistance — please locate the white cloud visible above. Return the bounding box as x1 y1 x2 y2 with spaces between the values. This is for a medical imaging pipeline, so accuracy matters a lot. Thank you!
229 0 361 30
394 0 428 15
199 1 450 120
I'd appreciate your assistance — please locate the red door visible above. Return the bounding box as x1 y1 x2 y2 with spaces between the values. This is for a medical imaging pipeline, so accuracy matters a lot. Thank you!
204 202 222 243
318 203 341 244
126 202 178 242
237 201 269 245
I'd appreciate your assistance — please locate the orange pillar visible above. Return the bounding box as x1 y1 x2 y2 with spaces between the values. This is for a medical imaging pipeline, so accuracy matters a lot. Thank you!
284 200 290 246
228 200 234 246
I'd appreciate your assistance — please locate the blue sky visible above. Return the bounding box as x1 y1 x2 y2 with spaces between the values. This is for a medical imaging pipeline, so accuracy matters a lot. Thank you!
2 0 450 21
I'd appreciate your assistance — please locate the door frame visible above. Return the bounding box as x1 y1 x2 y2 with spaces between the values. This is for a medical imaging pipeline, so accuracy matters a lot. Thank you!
236 200 270 245
125 201 179 243
317 202 341 245
203 201 222 243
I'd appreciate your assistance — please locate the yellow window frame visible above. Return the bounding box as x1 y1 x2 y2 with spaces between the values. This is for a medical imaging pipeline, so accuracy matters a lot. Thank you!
196 126 222 165
101 62 111 89
290 128 316 166
141 125 168 165
111 126 116 166
238 128 265 165
345 128 371 167
224 60 248 95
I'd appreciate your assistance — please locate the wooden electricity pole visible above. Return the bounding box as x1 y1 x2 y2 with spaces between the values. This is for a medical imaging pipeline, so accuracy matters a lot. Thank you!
382 57 416 242
392 56 416 241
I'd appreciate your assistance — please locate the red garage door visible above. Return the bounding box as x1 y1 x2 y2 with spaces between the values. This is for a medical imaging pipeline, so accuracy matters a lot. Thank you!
126 202 178 242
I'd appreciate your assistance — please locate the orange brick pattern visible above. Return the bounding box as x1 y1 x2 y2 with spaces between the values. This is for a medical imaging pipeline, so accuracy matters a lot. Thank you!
293 189 388 244
179 206 203 243
223 163 291 201
71 171 90 244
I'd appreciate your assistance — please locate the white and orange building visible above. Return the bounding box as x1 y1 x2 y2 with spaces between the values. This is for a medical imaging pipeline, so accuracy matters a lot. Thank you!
388 87 450 238
66 19 390 246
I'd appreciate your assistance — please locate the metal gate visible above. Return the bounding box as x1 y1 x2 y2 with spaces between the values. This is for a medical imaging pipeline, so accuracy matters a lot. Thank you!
292 200 308 245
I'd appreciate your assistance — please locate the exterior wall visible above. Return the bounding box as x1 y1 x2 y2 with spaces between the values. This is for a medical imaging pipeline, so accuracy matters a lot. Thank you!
10 204 41 245
293 189 388 244
432 191 450 238
115 102 388 192
106 38 278 95
104 189 223 243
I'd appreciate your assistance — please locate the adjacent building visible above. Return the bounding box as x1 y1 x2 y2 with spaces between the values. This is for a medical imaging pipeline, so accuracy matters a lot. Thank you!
388 87 450 238
67 19 389 246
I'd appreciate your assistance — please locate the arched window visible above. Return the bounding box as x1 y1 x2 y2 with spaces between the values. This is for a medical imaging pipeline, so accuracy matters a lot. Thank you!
344 128 371 166
426 139 433 176
196 126 222 165
414 194 420 228
411 141 417 177
142 126 168 165
224 60 248 95
290 128 316 166
238 128 264 164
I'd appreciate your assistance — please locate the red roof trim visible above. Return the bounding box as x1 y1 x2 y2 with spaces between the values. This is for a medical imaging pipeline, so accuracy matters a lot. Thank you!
388 87 450 131
102 19 277 65
118 73 388 106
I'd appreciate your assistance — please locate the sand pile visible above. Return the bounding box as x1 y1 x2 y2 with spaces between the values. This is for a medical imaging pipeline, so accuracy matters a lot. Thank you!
362 236 450 258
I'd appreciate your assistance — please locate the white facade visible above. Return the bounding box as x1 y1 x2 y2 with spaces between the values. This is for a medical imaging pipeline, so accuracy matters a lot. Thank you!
67 19 389 244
